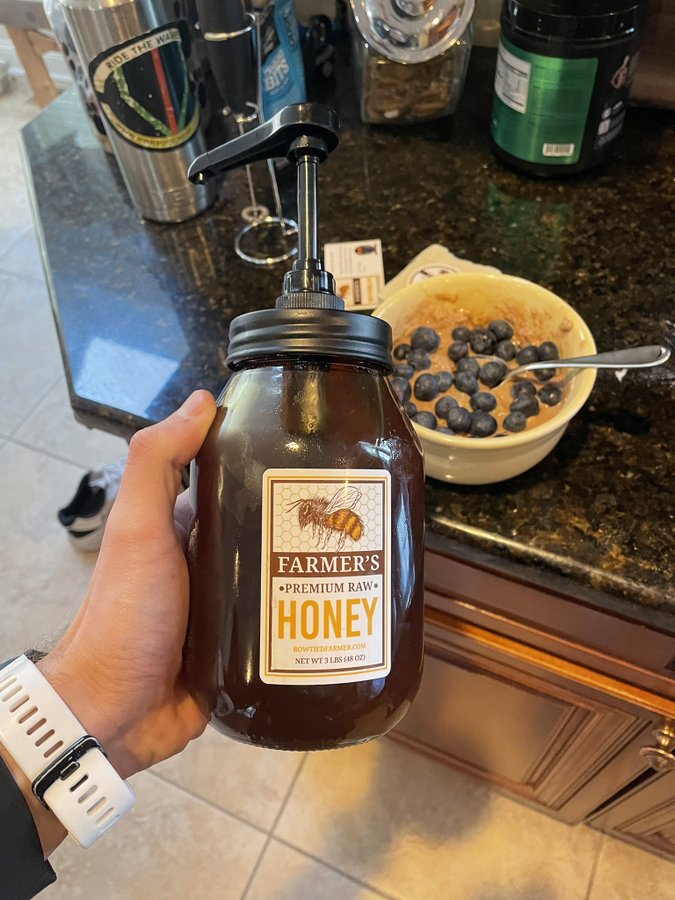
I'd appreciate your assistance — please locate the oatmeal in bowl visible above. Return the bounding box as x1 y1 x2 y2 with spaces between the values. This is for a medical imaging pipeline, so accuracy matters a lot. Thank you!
374 272 597 484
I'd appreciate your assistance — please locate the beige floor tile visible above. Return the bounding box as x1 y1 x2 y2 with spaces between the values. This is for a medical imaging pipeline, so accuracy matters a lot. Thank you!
14 376 128 468
153 722 306 831
0 132 33 247
0 225 45 281
0 78 37 254
275 738 602 900
587 834 675 900
0 440 96 660
48 770 266 899
247 839 388 900
0 272 63 434
0 75 40 129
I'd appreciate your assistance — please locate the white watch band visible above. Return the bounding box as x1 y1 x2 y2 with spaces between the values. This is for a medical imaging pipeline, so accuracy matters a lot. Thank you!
0 655 135 848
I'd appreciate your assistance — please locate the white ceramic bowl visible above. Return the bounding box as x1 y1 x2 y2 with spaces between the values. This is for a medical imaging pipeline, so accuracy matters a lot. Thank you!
374 272 597 484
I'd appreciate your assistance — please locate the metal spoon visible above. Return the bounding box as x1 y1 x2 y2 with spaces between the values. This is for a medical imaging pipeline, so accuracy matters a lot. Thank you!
502 344 671 383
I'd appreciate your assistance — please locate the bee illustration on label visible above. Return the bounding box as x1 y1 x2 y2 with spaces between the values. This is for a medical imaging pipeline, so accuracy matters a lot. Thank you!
287 486 364 550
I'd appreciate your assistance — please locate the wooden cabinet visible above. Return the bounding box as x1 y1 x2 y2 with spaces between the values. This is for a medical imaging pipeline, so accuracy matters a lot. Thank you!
392 549 675 851
589 768 675 859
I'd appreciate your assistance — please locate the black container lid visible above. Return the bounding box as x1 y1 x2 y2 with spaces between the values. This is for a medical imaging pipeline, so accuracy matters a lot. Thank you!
226 306 393 371
503 0 648 42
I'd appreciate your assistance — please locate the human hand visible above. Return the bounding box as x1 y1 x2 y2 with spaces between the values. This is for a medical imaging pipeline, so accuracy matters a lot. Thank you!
38 390 217 781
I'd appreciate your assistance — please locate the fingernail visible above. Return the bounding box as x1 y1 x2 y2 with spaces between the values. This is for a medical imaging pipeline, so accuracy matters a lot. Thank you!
180 390 206 418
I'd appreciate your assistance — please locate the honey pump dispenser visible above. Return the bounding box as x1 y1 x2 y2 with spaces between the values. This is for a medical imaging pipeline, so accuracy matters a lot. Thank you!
185 104 425 751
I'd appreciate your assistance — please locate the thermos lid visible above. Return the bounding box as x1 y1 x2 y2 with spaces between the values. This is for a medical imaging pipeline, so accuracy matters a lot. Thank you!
226 307 393 371
502 0 648 41
350 0 475 63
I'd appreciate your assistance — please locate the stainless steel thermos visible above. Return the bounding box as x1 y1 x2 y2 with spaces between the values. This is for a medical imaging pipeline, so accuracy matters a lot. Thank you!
62 0 216 222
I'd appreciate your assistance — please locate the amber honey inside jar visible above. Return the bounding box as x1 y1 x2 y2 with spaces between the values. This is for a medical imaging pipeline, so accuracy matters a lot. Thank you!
186 357 425 751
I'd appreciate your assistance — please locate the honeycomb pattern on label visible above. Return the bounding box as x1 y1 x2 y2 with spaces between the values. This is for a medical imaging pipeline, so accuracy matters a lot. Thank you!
272 478 385 553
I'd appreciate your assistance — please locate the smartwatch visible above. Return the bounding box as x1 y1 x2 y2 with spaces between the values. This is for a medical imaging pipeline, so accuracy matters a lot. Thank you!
0 655 135 848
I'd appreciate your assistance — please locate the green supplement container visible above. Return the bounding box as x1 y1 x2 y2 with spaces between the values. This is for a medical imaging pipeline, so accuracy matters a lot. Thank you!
491 0 649 176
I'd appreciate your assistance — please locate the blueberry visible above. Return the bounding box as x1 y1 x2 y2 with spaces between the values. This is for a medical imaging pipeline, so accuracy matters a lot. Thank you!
471 391 497 412
539 383 563 406
393 363 414 379
479 360 507 388
511 380 537 398
516 345 540 365
393 342 411 360
504 411 527 432
446 406 472 433
448 340 469 362
404 401 417 417
496 339 516 362
456 356 480 377
414 373 439 401
435 395 458 418
452 325 472 342
407 348 432 370
412 411 437 430
511 394 540 417
535 367 556 382
455 371 479 395
436 370 454 391
538 341 559 361
488 319 514 341
437 427 455 434
411 326 441 352
390 377 411 405
470 411 498 437
470 328 497 355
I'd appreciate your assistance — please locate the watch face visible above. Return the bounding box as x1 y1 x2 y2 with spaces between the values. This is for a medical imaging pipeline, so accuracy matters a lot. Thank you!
409 264 459 284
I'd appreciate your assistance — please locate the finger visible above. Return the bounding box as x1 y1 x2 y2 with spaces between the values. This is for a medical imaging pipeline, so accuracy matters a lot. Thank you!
107 391 216 538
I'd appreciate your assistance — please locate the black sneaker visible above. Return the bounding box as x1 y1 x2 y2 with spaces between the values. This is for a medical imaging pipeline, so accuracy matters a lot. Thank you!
57 457 126 551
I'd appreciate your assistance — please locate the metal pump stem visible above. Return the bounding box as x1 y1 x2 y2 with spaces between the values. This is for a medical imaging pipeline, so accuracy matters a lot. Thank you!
278 147 339 306
297 154 319 261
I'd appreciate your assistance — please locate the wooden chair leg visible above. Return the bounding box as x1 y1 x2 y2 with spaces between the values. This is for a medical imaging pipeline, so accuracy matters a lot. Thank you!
6 26 59 108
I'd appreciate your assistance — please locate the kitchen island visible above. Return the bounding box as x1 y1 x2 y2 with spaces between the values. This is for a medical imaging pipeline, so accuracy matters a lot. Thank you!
20 47 675 855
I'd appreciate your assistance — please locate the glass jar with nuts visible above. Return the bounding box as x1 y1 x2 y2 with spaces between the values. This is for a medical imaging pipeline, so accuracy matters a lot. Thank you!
349 0 474 125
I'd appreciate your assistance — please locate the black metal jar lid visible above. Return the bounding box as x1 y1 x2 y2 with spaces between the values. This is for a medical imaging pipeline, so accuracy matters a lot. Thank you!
226 305 393 371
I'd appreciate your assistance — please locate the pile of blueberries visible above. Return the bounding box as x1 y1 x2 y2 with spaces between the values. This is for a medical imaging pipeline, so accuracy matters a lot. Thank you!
390 321 563 437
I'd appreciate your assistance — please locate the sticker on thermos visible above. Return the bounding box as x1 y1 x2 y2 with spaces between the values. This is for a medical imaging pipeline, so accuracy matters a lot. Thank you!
89 22 199 151
260 469 391 685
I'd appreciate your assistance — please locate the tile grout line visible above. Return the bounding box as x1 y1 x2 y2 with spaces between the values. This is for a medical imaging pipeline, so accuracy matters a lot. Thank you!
271 835 400 900
0 267 46 285
582 831 605 900
239 754 309 900
4 433 94 472
4 371 64 442
146 769 268 837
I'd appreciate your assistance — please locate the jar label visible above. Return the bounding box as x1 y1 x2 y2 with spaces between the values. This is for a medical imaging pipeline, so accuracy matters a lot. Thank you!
259 469 391 685
492 38 598 165
89 22 200 151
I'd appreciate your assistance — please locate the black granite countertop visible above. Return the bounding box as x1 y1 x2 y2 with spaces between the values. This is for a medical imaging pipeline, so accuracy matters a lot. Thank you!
20 49 675 628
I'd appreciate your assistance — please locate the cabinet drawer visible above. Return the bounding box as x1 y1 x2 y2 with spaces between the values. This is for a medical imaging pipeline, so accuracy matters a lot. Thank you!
424 550 675 697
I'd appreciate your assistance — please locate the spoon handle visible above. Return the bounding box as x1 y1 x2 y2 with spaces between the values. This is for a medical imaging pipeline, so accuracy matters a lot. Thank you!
510 344 671 379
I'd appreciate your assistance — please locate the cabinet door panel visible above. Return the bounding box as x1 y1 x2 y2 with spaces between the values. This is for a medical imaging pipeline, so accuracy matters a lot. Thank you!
589 771 675 859
393 618 648 821
396 653 580 785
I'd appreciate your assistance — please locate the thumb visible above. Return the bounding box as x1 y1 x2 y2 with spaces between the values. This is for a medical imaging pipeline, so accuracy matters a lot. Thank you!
107 390 217 539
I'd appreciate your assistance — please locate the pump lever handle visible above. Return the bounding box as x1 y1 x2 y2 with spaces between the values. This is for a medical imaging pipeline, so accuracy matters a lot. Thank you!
188 103 340 185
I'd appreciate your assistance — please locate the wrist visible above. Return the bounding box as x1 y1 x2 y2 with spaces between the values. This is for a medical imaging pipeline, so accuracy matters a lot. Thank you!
36 650 131 779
